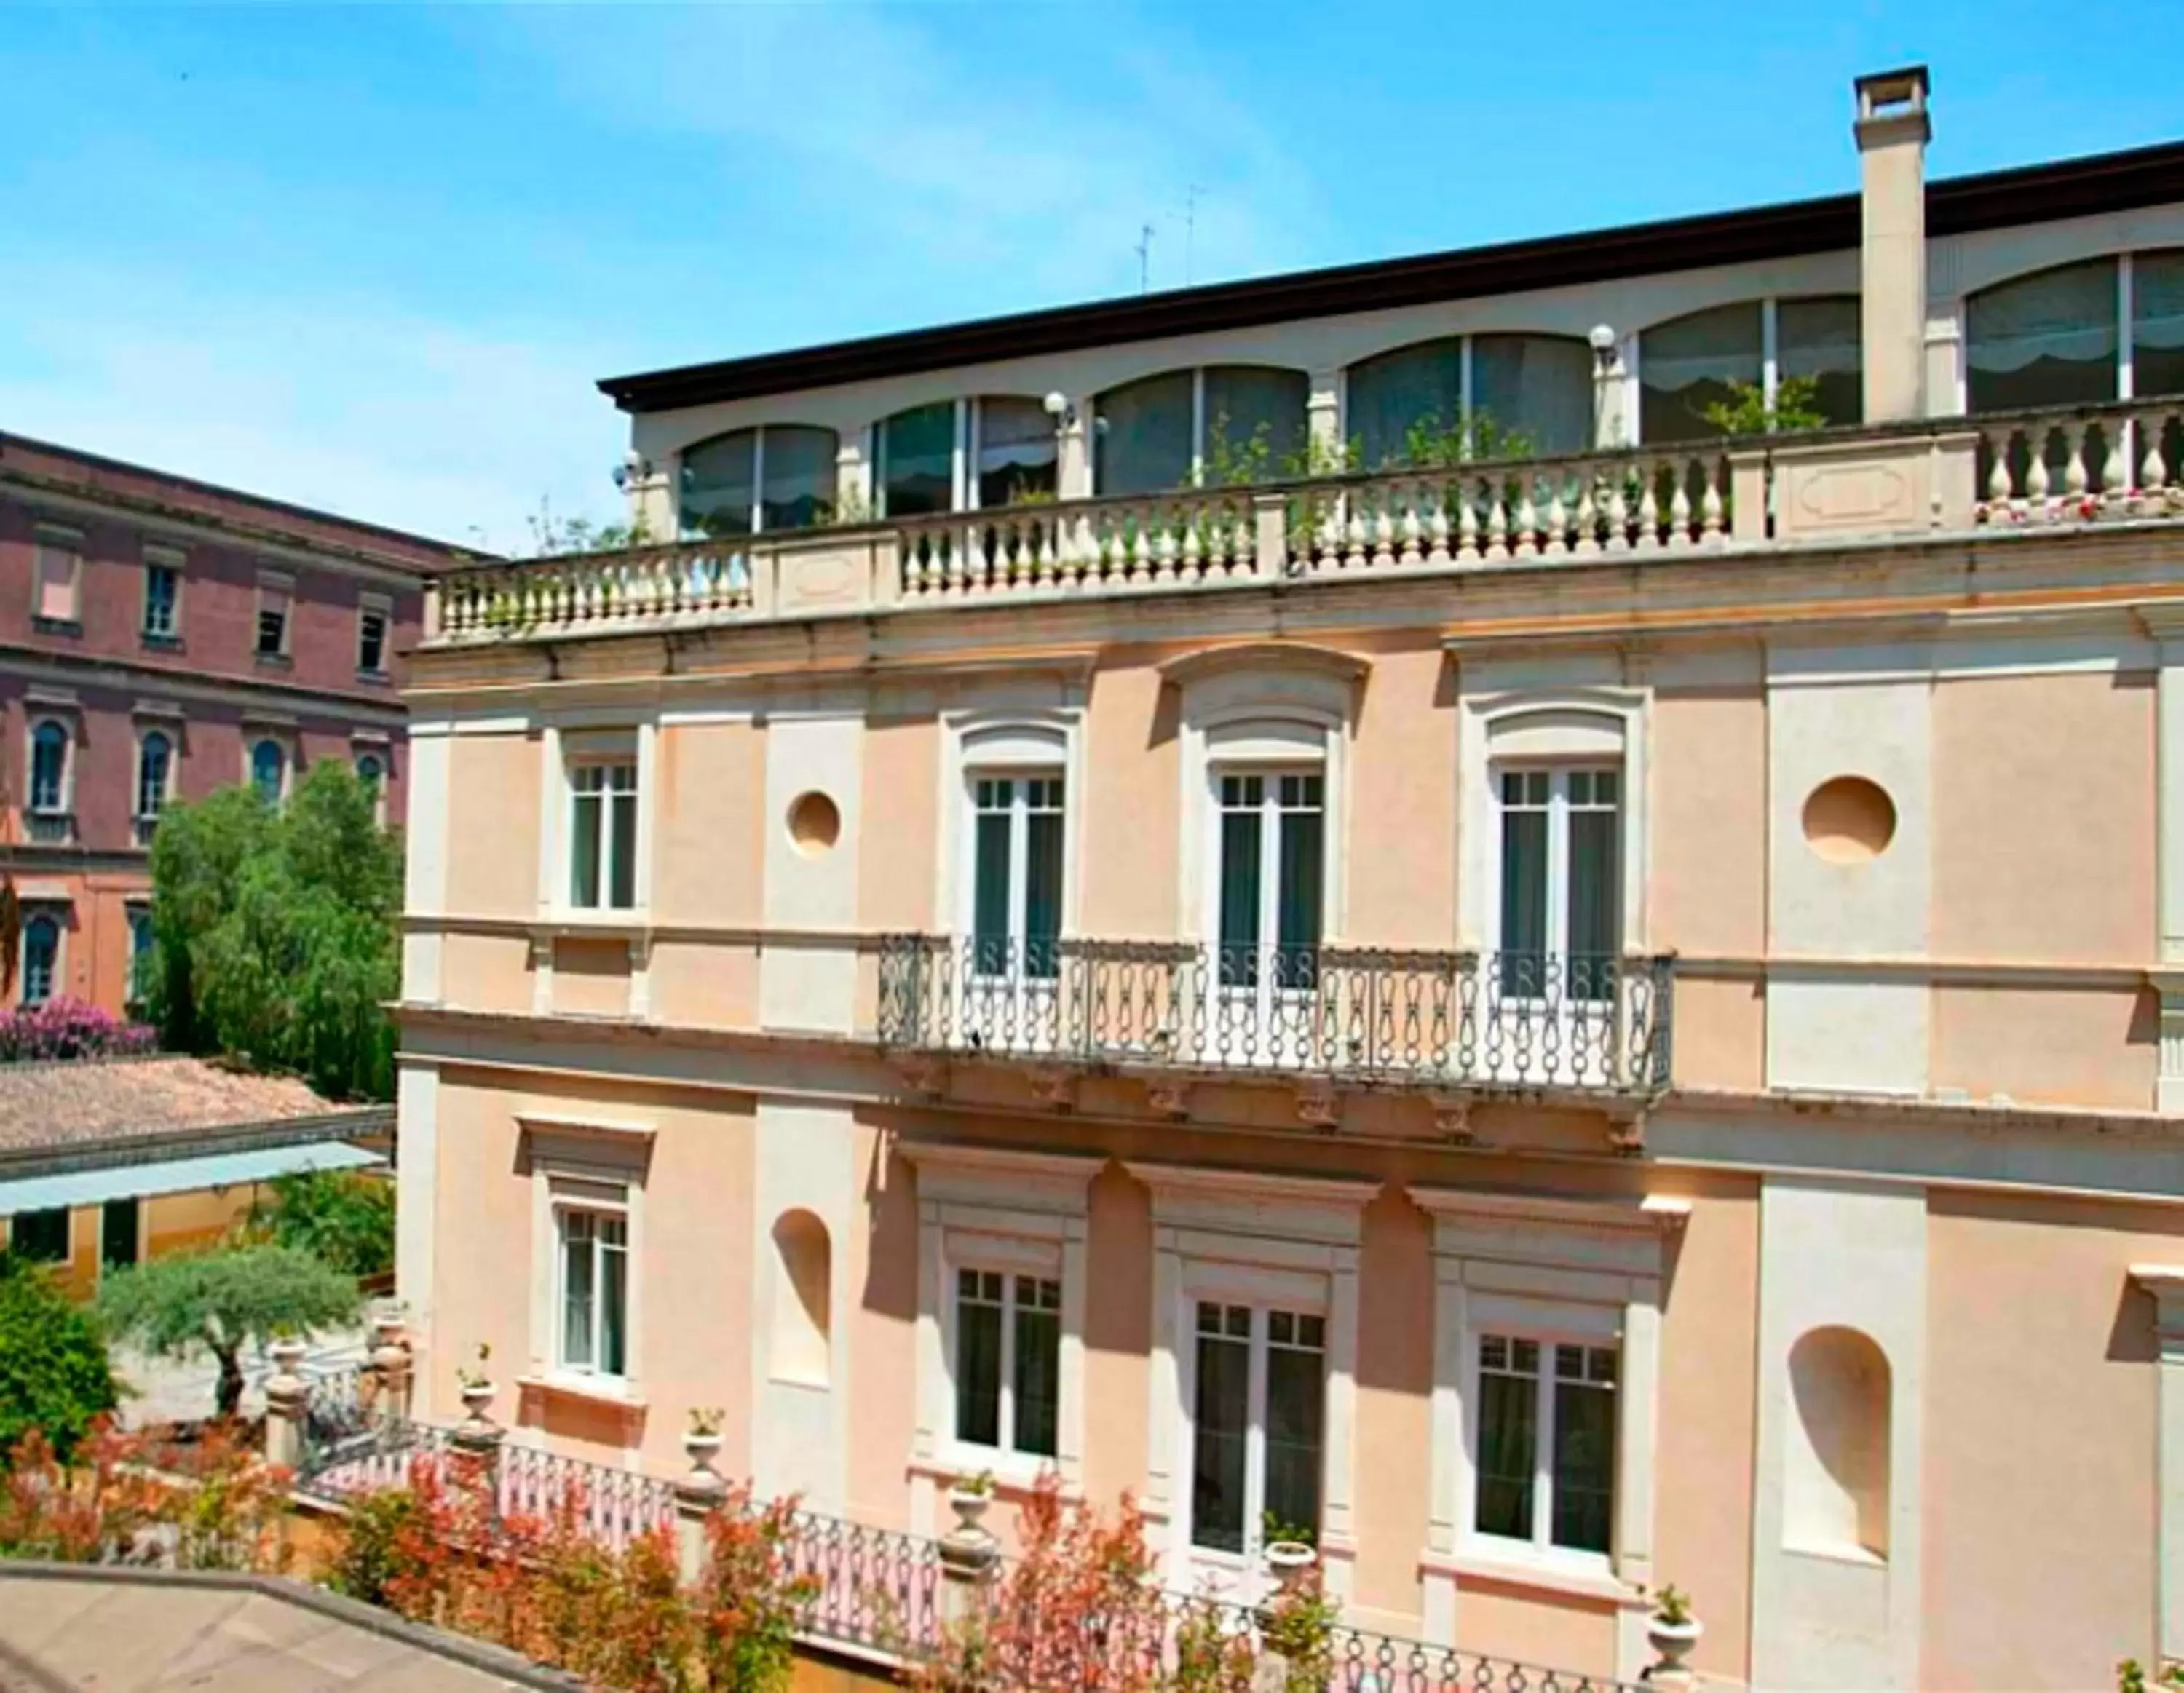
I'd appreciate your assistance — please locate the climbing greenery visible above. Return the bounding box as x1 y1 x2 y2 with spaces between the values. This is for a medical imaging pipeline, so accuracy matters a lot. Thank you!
145 761 400 1101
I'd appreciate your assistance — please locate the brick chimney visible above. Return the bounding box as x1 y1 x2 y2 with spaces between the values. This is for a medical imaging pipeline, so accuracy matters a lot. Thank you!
1853 66 1932 423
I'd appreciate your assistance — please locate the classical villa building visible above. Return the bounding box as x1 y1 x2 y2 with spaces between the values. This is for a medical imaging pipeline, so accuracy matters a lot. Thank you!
0 433 472 1015
397 68 2184 1690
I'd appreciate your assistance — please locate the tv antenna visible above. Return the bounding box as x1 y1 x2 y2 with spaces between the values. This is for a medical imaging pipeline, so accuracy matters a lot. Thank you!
1183 184 1206 285
1134 223 1155 294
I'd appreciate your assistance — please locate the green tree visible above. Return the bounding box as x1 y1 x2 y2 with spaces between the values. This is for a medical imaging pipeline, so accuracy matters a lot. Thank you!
146 761 401 1101
250 1170 395 1280
1700 374 1829 435
97 1245 360 1420
0 1253 118 1462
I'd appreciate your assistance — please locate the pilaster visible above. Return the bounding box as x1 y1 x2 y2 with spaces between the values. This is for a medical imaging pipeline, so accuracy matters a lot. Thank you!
2134 1265 2184 1665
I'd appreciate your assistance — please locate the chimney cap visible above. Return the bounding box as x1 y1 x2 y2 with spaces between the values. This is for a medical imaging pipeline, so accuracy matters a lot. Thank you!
1854 64 1931 146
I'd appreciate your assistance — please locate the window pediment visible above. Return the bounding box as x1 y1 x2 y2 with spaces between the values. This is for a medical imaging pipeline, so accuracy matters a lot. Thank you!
1484 706 1625 761
1160 641 1368 693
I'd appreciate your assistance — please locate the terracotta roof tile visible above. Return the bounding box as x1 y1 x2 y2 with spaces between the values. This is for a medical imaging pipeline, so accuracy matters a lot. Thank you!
0 1057 342 1155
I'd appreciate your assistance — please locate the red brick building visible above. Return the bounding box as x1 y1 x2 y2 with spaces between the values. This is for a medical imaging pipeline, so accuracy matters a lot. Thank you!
0 432 479 1014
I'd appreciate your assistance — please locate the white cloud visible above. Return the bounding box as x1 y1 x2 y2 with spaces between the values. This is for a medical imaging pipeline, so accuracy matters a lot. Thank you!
0 274 623 552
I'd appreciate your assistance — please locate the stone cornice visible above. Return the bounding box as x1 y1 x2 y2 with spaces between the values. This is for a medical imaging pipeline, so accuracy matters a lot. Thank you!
410 519 2184 705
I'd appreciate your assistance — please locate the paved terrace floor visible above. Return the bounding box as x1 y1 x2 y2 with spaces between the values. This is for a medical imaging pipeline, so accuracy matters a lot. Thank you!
0 1567 578 1691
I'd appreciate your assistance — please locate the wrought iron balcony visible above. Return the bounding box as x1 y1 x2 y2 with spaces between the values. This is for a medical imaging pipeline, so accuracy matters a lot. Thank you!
21 809 74 846
876 935 1673 1095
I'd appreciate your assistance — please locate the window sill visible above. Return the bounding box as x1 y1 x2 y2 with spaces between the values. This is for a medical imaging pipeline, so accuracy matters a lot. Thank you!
517 1372 648 1413
1784 1538 1886 1569
141 633 184 653
912 1450 1077 1497
254 651 292 669
355 667 391 686
538 911 651 937
1421 1545 1636 1606
31 617 82 638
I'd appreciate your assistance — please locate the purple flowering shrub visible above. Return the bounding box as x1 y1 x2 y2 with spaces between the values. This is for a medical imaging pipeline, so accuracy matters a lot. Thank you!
0 999 157 1063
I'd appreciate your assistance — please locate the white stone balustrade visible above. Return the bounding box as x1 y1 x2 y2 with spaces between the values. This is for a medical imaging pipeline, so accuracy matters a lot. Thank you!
1974 400 2184 524
426 401 2184 646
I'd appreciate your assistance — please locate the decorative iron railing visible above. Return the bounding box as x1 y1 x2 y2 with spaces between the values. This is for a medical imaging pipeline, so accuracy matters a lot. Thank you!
877 935 1673 1094
291 1412 1639 1691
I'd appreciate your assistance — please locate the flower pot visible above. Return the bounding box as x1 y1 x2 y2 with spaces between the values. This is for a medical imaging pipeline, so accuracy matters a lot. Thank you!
1647 1615 1703 1673
947 1488 993 1534
1264 1540 1318 1591
459 1381 496 1423
684 1429 724 1475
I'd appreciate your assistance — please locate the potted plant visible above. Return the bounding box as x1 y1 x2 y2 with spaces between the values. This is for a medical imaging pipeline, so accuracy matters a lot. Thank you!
1261 1512 1318 1592
947 1468 996 1534
1647 1582 1702 1673
684 1406 725 1474
455 1343 494 1422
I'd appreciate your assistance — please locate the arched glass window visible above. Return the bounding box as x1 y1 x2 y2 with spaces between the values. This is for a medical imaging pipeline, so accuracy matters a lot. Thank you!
137 731 172 822
1096 370 1195 496
1471 335 1594 456
250 739 285 803
28 722 67 814
1203 366 1309 483
22 916 58 1006
1640 304 1763 443
678 425 840 537
1779 296 1864 427
1969 259 2119 413
877 402 955 518
1346 339 1461 470
974 397 1059 507
2134 250 2184 402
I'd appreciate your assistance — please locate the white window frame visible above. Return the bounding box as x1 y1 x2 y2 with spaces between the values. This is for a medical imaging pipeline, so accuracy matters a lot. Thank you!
1165 648 1364 948
566 753 640 913
31 526 82 627
936 711 1085 939
1415 1185 1685 1680
521 1113 652 1408
906 1143 1096 1532
254 569 294 660
141 546 184 640
357 591 392 676
1130 1161 1372 1606
1210 765 1326 967
949 1261 1064 1459
1184 1296 1329 1563
538 721 656 924
1466 1325 1621 1569
1458 683 1647 956
1491 764 1623 967
554 1198 630 1380
965 771 1067 972
19 910 64 1006
25 715 73 819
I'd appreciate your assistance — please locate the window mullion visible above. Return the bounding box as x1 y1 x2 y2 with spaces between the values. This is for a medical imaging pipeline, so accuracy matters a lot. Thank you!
1009 785 1029 949
997 1276 1017 1452
1246 1309 1270 1557
1535 1345 1556 1553
1547 774 1571 959
1259 790 1281 966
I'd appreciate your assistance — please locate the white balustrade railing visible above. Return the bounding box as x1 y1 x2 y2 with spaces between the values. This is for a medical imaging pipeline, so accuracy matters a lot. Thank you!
895 487 1263 601
1293 446 1730 574
436 543 754 641
1975 397 2184 523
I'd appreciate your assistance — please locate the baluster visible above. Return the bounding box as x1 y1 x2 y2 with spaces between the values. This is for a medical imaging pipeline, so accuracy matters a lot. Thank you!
1398 481 1425 566
1129 508 1153 584
1070 512 1096 587
2101 422 2127 500
1372 486 1398 568
1986 433 2014 514
2026 432 2052 507
1484 480 1509 560
1700 460 1725 544
2145 412 2172 494
1232 501 1255 579
1667 467 1693 550
1572 474 1600 555
1343 491 1369 570
1425 476 1452 566
1542 477 1570 558
2063 421 2089 499
1605 471 1630 552
1635 463 1661 550
1035 516 1059 587
945 524 969 596
1454 480 1479 563
1147 505 1174 583
1513 477 1540 558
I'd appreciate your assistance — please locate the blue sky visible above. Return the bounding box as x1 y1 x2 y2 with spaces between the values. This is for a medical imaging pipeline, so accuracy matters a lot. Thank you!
1 2 2175 552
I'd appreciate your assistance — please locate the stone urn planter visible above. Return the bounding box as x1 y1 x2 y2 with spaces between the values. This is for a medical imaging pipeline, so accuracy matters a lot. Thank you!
459 1380 496 1424
1647 1611 1703 1675
1264 1539 1318 1592
683 1427 724 1476
946 1483 994 1537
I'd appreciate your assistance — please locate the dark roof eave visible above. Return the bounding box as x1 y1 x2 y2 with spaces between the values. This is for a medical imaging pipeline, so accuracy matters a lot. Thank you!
598 137 2184 416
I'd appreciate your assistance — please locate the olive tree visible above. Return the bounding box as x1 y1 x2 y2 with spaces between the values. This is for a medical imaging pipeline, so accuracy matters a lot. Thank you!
98 1245 360 1420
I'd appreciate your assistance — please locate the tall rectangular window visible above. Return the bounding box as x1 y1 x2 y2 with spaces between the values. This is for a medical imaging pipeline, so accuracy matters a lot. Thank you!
33 539 80 625
569 761 639 911
256 579 291 657
558 1207 628 1376
357 603 389 673
101 1198 139 1270
1497 767 1620 1000
1474 1333 1617 1558
142 563 180 638
1190 1301 1324 1555
1217 772 1323 991
970 775 1063 977
952 1268 1061 1458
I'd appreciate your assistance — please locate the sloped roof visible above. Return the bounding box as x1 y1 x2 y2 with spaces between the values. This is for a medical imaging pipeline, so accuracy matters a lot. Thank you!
0 1056 361 1158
